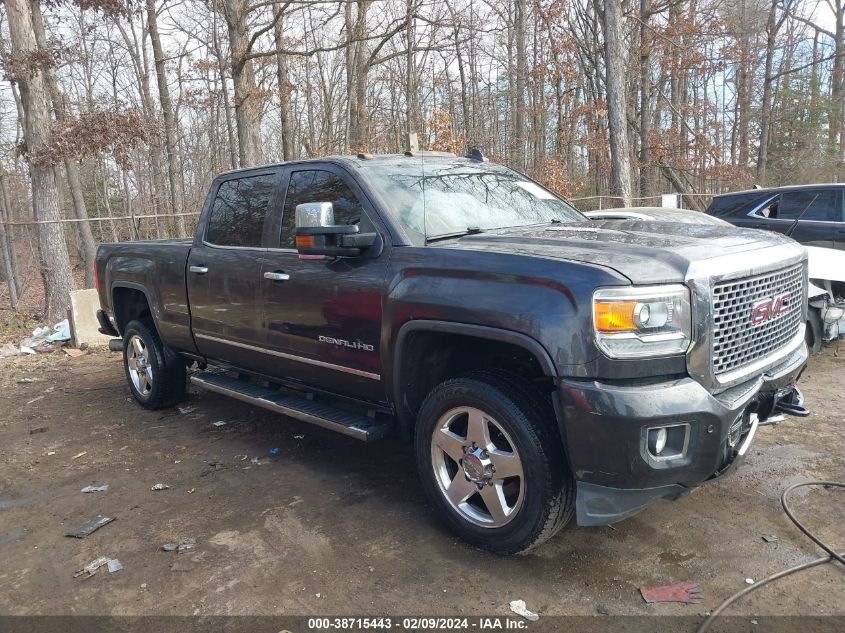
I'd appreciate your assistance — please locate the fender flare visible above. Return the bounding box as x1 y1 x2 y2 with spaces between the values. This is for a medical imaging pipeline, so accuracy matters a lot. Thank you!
391 320 559 438
110 282 159 334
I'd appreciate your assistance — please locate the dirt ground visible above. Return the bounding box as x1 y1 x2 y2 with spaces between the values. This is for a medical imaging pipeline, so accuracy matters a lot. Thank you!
0 347 843 625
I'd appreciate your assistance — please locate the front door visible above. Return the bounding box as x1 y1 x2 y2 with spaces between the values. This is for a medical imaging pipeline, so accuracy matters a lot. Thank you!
259 165 389 403
187 168 281 365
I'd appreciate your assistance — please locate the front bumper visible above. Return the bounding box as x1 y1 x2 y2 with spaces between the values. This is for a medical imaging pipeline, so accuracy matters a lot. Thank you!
558 341 807 526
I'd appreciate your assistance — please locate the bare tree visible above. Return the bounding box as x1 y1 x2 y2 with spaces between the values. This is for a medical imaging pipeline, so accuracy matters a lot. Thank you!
6 0 76 322
599 0 632 204
146 0 187 235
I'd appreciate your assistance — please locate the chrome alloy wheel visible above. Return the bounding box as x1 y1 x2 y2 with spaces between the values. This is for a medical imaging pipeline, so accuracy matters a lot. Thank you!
126 334 153 397
430 406 525 528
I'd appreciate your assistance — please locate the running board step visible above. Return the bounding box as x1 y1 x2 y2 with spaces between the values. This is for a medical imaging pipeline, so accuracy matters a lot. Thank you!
190 371 390 442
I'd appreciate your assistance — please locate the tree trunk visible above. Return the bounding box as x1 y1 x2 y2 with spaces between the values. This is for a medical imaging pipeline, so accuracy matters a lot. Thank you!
832 2 845 163
146 0 187 236
600 0 632 204
511 0 527 171
0 173 20 309
346 0 371 152
7 0 75 323
757 0 778 181
224 0 264 167
405 0 419 139
30 0 96 287
273 6 294 160
638 0 652 197
210 9 238 169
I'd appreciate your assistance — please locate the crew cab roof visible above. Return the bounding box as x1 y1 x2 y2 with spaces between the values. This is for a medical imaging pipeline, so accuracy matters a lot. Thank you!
215 153 481 177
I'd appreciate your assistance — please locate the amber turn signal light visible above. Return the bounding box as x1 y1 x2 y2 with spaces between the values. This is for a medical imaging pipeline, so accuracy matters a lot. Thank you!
594 300 637 332
295 235 315 249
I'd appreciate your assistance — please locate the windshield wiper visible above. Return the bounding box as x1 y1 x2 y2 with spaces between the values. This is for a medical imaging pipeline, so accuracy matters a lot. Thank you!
425 227 486 243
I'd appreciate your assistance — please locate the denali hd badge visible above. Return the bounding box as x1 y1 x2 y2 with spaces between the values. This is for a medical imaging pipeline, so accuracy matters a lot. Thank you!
318 335 374 352
750 291 791 325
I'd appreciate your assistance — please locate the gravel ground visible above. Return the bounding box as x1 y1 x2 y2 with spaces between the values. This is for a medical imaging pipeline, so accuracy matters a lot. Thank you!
0 348 842 628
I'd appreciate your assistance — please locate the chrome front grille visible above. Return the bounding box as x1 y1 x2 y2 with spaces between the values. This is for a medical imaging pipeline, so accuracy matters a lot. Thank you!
712 264 804 376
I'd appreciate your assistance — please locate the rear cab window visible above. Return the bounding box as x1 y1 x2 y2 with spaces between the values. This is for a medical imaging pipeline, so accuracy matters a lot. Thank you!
205 173 278 247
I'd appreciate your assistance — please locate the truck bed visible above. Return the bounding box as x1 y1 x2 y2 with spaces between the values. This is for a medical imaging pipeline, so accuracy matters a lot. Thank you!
96 239 195 354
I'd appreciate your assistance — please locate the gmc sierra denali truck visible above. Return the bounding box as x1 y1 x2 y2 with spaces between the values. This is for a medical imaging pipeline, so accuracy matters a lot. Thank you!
96 153 810 554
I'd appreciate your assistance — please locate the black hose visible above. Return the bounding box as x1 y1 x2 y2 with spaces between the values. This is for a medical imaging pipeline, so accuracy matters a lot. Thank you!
695 481 844 633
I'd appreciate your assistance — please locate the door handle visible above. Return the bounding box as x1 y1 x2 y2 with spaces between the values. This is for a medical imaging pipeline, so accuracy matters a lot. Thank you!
189 265 208 274
263 271 290 281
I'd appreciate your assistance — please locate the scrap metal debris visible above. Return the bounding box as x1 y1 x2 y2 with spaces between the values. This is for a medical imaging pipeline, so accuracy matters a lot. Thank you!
66 516 114 538
178 406 196 415
162 538 196 553
639 582 703 604
761 535 779 544
72 451 87 460
509 599 539 621
81 485 109 493
151 483 169 491
29 426 48 435
74 556 122 578
212 421 226 427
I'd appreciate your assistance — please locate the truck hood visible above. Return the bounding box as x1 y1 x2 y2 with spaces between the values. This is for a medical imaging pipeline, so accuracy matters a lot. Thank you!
445 221 798 284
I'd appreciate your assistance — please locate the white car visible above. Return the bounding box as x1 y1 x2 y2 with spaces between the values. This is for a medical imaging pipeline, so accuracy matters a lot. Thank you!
584 206 732 226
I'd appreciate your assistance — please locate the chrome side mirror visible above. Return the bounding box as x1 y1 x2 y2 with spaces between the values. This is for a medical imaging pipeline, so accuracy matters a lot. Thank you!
295 202 334 229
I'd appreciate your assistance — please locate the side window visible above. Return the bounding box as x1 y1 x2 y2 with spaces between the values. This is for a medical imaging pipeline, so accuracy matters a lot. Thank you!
206 173 277 247
752 195 781 219
279 169 373 248
779 189 839 222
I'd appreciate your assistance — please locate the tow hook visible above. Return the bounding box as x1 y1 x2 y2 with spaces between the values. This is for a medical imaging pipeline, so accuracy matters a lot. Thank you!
760 387 810 426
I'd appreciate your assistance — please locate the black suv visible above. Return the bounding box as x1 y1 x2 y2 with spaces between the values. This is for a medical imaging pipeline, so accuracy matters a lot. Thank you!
706 184 845 250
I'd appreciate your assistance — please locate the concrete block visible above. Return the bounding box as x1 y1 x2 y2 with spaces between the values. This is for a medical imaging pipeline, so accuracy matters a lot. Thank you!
69 288 112 348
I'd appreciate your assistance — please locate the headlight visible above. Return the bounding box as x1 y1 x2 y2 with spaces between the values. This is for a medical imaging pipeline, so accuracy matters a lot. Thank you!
592 285 692 358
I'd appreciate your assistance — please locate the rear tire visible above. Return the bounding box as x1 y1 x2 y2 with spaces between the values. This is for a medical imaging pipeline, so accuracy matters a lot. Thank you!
122 319 186 410
415 370 574 554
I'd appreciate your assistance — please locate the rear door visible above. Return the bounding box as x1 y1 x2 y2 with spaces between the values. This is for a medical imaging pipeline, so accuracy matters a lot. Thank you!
737 193 794 235
258 164 390 402
779 189 838 249
187 168 282 365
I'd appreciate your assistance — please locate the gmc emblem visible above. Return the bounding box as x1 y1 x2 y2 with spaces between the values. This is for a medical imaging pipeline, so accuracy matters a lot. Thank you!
751 292 791 325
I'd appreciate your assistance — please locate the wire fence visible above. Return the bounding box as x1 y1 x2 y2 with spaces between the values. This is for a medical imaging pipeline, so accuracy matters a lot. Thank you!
0 211 201 226
0 195 719 228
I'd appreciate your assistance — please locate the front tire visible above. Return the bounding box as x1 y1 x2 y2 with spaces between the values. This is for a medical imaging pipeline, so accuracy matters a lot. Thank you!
415 371 574 554
122 319 186 410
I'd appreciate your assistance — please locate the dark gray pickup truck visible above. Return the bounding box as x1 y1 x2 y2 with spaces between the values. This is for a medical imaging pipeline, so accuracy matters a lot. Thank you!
96 153 810 553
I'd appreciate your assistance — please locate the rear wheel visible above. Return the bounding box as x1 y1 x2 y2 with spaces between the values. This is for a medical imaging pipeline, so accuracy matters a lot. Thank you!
122 319 186 410
415 371 574 554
